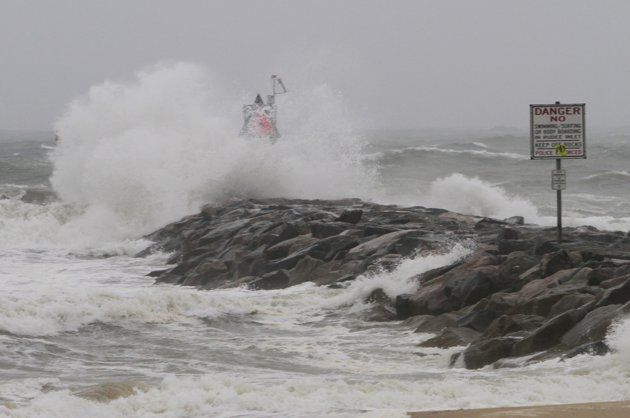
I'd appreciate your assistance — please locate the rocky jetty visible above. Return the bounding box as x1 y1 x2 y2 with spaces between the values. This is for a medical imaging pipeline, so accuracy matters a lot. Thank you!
141 198 473 289
140 198 630 369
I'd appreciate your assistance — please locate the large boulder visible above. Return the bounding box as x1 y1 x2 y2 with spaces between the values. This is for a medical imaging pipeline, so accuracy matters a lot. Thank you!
534 240 560 256
497 227 520 241
335 209 363 224
462 337 519 369
504 216 525 225
287 256 328 284
595 277 630 308
497 239 535 255
519 281 591 317
540 250 573 277
418 327 480 348
395 251 537 319
502 268 584 315
512 308 587 357
346 230 415 258
562 341 611 359
408 313 458 333
560 304 625 349
396 293 421 319
548 293 596 318
249 270 291 290
456 309 499 332
264 235 318 260
482 314 545 339
309 221 352 239
447 266 502 308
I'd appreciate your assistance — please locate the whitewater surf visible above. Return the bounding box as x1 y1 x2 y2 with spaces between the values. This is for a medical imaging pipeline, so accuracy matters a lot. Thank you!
2 64 630 417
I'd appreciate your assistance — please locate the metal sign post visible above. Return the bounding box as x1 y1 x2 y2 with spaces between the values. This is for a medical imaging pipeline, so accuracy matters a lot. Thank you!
554 160 563 242
530 101 586 243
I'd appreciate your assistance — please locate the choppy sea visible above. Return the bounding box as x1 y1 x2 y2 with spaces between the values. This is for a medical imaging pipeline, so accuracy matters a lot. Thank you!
2 65 630 417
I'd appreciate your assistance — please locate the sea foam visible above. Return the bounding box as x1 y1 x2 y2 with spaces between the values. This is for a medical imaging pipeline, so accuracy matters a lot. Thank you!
425 173 540 221
46 63 377 247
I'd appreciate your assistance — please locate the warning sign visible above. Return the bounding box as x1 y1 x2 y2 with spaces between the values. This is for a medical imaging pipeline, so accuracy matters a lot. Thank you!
551 169 566 190
530 103 586 159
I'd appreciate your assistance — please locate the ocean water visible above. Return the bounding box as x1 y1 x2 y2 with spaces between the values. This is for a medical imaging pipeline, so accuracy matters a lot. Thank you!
2 64 630 417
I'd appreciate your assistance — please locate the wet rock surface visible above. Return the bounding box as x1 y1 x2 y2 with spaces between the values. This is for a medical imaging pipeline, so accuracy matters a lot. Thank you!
141 198 468 289
140 198 630 368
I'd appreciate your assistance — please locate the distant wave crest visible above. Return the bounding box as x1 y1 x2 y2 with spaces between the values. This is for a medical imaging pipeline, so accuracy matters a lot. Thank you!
583 170 630 181
365 145 528 162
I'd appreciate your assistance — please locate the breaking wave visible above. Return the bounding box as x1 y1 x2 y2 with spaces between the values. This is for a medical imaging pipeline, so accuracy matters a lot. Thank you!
326 243 473 310
425 173 540 221
8 338 630 418
14 63 377 247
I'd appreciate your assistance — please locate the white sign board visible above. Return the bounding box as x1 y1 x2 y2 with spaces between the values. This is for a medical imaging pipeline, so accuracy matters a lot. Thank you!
551 169 566 190
530 103 586 159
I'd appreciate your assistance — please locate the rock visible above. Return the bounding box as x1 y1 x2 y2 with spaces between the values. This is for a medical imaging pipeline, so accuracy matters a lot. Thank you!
561 304 623 349
418 327 480 348
521 281 588 317
518 264 541 283
497 227 520 240
362 304 397 322
197 259 228 275
390 233 432 257
395 294 419 319
374 254 403 272
264 235 318 260
595 277 630 307
147 269 168 277
614 264 630 277
504 216 525 225
474 217 507 230
316 235 361 261
326 274 356 288
462 337 519 369
600 276 630 289
534 240 560 256
139 197 630 364
365 288 392 306
267 222 301 246
201 204 218 219
587 267 616 286
497 239 534 255
396 251 536 319
567 250 584 266
198 218 251 244
347 230 414 257
416 261 465 285
267 244 323 271
540 250 573 277
496 251 539 290
309 222 350 239
363 225 398 236
561 341 610 360
288 256 328 284
470 293 518 318
548 293 595 318
408 313 458 333
335 209 363 224
482 314 545 339
511 269 577 306
512 308 587 357
456 309 499 332
249 270 290 290
448 266 502 308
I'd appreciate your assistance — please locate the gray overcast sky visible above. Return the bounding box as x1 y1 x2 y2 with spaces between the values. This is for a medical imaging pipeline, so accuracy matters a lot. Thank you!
1 0 629 131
